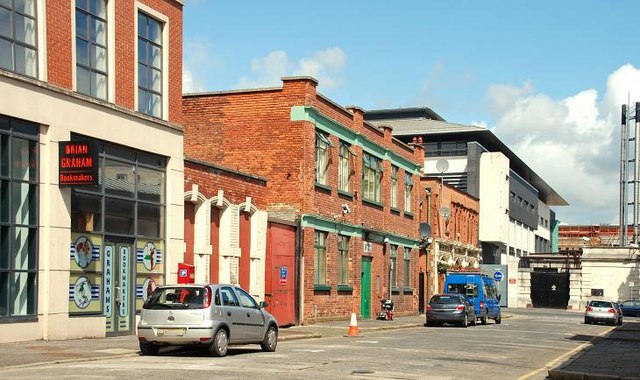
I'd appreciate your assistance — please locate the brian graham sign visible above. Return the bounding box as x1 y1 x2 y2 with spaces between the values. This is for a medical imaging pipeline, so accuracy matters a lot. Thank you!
59 141 98 186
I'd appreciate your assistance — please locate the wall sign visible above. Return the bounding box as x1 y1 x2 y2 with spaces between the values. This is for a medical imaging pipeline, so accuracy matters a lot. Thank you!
59 141 98 186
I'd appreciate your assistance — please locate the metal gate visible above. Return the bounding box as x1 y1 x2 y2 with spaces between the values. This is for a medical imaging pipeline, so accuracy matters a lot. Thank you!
530 270 570 308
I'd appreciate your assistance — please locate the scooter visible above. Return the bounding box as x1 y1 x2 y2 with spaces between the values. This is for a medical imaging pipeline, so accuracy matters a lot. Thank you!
376 298 394 320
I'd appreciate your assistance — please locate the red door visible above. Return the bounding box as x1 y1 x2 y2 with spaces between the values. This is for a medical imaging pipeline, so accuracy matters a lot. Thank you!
265 222 296 326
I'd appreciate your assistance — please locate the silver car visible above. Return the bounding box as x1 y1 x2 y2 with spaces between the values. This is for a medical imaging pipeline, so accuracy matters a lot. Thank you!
137 284 278 357
584 300 623 326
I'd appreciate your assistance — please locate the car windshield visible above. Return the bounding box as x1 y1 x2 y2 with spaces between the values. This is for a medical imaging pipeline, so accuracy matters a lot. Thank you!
144 287 208 309
431 295 462 304
590 301 612 308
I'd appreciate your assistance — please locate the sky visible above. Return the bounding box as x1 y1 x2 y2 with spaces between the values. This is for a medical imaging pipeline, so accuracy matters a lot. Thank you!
182 0 640 226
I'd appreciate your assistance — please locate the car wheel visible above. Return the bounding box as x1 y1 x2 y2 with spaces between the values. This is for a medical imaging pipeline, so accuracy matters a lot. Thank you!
261 325 278 352
209 328 229 357
460 314 468 328
139 342 159 356
470 315 477 326
495 313 502 325
481 313 488 325
425 320 433 327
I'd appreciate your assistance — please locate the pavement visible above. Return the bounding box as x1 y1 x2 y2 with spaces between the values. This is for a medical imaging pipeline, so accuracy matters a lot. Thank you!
0 313 638 380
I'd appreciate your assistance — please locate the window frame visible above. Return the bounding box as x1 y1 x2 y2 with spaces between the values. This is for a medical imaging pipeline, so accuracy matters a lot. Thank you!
403 247 411 288
0 0 39 78
314 231 327 285
315 131 332 186
390 165 398 209
338 141 355 193
135 8 164 119
390 245 398 289
404 171 413 213
362 152 382 203
0 115 40 322
74 0 109 100
337 235 349 285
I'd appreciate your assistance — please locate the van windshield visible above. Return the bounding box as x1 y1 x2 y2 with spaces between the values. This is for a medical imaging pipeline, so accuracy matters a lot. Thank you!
447 283 478 298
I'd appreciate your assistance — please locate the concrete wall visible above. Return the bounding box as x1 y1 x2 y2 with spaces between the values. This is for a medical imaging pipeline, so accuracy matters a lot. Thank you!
579 248 640 307
478 152 510 250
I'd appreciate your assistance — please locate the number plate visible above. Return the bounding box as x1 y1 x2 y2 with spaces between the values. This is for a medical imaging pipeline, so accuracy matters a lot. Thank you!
157 328 185 336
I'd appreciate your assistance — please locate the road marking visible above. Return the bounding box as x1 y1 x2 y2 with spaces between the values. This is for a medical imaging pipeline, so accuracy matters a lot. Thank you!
292 349 325 353
355 340 379 344
517 326 615 380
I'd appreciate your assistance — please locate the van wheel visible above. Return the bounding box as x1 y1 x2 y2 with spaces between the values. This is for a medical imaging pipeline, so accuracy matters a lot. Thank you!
209 328 229 357
495 313 502 325
480 314 488 325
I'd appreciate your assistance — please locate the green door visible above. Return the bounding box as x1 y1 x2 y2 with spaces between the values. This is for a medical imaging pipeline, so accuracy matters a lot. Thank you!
361 257 372 319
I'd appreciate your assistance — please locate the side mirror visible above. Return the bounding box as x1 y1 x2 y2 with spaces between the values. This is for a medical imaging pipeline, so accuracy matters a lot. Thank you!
259 301 269 309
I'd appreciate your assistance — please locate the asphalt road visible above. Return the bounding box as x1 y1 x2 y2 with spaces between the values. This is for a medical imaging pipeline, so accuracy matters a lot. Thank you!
0 308 613 380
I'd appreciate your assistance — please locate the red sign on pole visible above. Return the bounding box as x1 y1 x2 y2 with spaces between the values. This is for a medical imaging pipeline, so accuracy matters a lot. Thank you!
59 141 98 186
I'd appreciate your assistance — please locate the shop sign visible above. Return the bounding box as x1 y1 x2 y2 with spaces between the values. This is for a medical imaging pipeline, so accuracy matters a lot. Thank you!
59 141 98 186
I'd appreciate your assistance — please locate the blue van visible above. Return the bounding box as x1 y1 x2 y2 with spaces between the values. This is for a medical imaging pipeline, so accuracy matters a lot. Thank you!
444 272 502 325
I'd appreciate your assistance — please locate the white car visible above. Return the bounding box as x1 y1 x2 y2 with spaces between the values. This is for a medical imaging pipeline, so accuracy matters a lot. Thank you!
137 284 278 357
584 300 623 326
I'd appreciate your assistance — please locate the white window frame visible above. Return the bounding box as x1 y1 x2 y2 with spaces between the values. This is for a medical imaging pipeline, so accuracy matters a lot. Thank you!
404 171 413 213
134 2 169 120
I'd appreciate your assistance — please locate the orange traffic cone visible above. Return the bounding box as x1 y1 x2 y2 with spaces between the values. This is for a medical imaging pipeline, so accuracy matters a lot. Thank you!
347 312 359 337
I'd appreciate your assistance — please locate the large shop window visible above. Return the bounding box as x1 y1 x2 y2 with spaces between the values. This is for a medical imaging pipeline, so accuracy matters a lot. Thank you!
69 137 166 317
0 116 39 321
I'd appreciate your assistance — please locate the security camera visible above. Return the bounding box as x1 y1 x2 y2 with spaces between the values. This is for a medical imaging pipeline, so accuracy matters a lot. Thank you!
342 204 351 215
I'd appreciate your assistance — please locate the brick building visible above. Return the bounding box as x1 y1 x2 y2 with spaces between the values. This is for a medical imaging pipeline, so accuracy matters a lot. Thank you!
182 77 425 323
0 0 184 342
418 177 480 300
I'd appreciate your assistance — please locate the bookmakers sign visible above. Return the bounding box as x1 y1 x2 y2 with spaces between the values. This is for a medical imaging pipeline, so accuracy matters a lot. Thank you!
59 141 98 186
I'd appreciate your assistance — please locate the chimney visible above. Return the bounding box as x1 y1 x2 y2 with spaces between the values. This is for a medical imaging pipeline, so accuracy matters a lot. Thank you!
282 76 318 104
347 105 364 133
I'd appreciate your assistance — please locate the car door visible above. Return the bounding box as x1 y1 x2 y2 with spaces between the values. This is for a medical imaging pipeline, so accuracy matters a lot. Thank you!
219 286 246 342
234 287 266 342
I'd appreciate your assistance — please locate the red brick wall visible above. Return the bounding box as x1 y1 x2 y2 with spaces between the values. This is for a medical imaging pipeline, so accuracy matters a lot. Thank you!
183 77 424 323
184 161 267 207
45 0 183 124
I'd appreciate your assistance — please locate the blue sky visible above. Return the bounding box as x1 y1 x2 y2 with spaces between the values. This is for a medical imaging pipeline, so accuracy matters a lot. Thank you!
182 0 640 226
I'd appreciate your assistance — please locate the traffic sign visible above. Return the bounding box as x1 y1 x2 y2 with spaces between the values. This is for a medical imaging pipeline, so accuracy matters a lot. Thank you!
493 270 504 281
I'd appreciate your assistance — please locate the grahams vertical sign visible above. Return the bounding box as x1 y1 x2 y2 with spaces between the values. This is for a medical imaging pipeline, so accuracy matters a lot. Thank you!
59 141 98 186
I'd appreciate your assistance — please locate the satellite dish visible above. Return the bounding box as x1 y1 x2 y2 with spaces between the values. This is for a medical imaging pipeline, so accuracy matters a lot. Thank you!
439 206 451 221
419 223 431 239
435 159 449 173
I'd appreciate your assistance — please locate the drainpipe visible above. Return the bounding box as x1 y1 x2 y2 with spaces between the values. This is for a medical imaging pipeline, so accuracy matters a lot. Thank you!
295 216 302 325
425 188 432 305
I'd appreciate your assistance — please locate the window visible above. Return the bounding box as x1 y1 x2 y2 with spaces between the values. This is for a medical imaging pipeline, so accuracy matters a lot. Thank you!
338 141 355 193
390 166 398 209
314 231 327 285
338 235 349 285
315 131 332 186
137 12 162 117
390 245 397 288
0 116 39 320
362 152 382 203
75 0 107 100
404 172 413 213
403 247 411 288
0 0 38 77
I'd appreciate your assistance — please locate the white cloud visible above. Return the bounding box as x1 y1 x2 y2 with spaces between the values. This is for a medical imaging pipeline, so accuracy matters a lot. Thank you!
485 65 640 224
183 37 218 93
236 47 347 90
